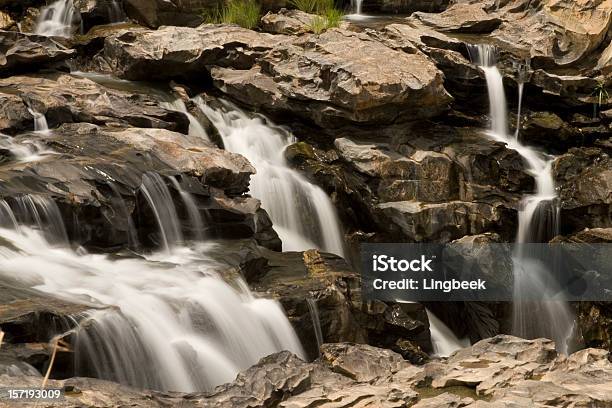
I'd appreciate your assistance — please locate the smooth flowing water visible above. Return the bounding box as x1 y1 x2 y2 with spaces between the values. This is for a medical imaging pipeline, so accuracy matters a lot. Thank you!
108 0 125 23
195 98 345 256
468 44 574 353
0 180 304 391
426 309 470 357
35 0 77 38
307 298 324 353
160 99 210 142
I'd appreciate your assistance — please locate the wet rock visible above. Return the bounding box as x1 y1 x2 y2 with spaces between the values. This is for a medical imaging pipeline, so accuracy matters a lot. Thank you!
0 31 75 75
122 0 205 28
260 9 315 35
0 72 190 134
99 24 282 80
0 123 277 250
248 248 431 359
553 147 612 231
0 281 92 345
74 0 126 31
518 111 583 152
212 28 452 127
376 200 506 243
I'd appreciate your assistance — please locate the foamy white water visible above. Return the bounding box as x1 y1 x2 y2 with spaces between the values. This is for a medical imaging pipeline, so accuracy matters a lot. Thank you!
35 0 77 38
426 309 470 357
195 98 345 256
468 44 574 353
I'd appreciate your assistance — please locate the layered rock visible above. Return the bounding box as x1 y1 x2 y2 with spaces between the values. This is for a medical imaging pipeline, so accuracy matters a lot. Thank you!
260 8 315 35
413 0 612 68
240 246 432 360
553 147 612 231
97 24 282 80
0 31 75 75
3 336 610 407
97 24 451 126
212 28 452 127
0 123 279 250
0 72 189 134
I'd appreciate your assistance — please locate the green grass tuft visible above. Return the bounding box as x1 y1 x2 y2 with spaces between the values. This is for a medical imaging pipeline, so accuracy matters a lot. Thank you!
204 0 261 30
295 0 343 34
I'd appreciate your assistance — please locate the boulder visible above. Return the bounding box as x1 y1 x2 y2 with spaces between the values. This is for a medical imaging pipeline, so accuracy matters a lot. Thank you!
99 24 282 80
212 28 452 127
0 72 189 134
260 9 315 35
413 2 503 33
0 31 75 75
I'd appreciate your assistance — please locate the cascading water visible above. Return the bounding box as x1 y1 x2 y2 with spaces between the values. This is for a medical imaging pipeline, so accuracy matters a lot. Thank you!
514 60 530 138
0 174 305 392
35 0 77 38
306 298 324 352
426 309 470 357
0 133 54 163
108 0 126 23
27 108 50 134
194 97 346 256
160 99 210 142
352 0 363 14
468 44 574 353
140 172 184 251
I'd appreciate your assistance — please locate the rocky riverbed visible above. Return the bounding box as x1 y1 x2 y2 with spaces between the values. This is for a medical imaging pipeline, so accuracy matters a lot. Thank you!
0 0 611 406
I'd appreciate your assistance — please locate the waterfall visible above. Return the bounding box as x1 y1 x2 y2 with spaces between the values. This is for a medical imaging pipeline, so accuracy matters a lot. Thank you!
194 97 345 257
307 298 324 352
468 44 574 353
35 0 77 38
0 226 305 392
139 172 184 251
108 0 125 23
27 108 50 134
426 309 470 357
0 134 54 163
160 99 210 142
169 176 206 242
0 175 305 391
514 60 530 139
353 0 363 14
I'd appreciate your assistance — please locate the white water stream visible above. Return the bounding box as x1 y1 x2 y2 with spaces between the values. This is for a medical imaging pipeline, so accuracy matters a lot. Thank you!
195 98 346 257
468 44 574 353
35 0 77 38
0 187 304 392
